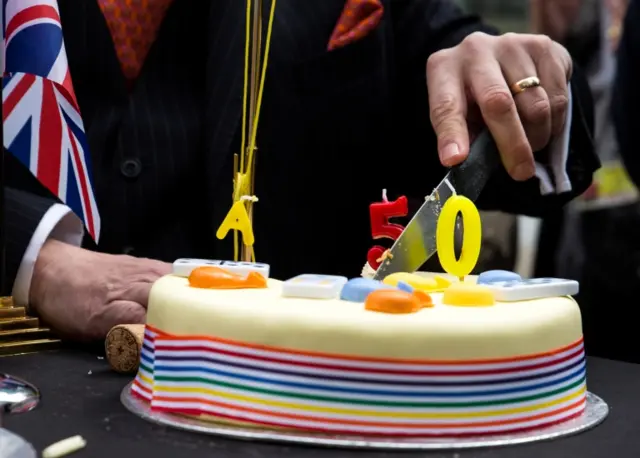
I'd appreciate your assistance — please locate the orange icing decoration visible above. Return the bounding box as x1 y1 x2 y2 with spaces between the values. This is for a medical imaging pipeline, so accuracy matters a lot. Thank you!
365 289 433 314
188 266 267 289
412 289 434 307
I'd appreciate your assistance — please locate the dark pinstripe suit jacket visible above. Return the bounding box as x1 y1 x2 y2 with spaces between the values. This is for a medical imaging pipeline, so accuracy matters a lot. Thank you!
3 0 598 294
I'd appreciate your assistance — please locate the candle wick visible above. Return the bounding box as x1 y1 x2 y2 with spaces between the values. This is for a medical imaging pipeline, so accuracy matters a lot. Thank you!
382 189 388 202
443 179 456 195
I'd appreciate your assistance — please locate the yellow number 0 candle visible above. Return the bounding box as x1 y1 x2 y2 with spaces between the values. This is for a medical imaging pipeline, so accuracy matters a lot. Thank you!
436 195 482 278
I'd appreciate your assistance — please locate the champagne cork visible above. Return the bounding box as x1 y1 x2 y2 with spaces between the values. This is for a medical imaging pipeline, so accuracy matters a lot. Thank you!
105 324 145 374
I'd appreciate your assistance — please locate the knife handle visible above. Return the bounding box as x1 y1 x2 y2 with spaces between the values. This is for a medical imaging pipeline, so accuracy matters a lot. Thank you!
447 129 501 201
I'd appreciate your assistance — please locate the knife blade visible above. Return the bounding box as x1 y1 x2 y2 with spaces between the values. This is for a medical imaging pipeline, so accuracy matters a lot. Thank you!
372 130 501 280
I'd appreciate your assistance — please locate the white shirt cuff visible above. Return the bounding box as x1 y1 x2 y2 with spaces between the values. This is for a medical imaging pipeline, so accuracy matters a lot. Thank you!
534 83 574 195
11 204 85 306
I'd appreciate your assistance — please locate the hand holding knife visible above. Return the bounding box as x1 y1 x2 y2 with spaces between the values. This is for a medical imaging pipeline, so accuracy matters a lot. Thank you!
372 130 500 281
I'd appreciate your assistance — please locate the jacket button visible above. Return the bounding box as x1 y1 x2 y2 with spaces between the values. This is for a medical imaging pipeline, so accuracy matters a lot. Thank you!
120 158 142 178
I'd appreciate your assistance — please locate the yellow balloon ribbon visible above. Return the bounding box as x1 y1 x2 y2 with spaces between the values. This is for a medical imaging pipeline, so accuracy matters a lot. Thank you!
218 0 278 262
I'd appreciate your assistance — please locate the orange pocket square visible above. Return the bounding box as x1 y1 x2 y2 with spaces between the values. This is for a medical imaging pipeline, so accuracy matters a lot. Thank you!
328 0 384 51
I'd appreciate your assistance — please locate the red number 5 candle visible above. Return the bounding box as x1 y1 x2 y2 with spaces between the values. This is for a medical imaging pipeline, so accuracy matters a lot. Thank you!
367 190 408 270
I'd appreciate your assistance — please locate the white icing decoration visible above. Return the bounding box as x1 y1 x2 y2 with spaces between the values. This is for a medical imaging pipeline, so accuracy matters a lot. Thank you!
282 274 348 299
361 262 376 279
487 278 579 302
172 259 270 279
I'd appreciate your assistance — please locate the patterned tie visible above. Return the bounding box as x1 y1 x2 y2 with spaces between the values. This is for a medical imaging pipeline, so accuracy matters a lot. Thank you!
98 0 174 82
328 0 384 51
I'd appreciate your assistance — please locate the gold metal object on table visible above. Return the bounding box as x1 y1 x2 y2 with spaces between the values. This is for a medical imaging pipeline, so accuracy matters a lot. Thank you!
0 297 13 307
0 297 61 356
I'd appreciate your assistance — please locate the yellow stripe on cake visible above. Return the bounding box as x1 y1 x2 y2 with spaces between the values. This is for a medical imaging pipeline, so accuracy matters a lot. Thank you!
151 384 586 419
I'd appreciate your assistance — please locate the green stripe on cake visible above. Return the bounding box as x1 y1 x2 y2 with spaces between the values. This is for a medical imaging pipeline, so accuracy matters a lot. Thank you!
153 374 586 408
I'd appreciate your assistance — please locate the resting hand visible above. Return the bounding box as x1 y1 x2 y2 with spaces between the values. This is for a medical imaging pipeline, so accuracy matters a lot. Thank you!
29 240 172 341
426 32 572 181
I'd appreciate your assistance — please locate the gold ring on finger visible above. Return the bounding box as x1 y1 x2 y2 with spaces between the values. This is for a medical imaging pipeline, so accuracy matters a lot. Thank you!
510 76 541 95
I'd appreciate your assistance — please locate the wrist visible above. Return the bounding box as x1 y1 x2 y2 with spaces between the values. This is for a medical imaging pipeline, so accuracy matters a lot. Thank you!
29 239 66 310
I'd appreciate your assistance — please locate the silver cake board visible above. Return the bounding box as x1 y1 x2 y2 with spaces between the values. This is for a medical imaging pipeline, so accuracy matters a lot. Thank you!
121 382 609 451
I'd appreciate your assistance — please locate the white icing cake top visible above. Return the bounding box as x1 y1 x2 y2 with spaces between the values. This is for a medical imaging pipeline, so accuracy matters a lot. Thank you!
146 275 583 361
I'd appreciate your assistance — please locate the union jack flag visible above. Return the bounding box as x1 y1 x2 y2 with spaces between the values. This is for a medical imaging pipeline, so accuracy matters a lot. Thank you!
2 0 100 242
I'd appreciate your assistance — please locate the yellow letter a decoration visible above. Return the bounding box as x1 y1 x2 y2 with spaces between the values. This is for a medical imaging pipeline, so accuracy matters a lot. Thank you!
216 201 255 246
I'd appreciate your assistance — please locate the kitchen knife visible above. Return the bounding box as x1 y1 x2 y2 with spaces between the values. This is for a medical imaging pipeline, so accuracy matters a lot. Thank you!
372 130 501 280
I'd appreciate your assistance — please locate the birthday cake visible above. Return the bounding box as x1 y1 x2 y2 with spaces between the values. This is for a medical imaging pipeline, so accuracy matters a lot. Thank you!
131 259 585 437
130 191 585 437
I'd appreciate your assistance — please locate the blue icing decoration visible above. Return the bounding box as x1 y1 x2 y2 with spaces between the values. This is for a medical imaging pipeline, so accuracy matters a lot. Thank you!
340 278 393 303
396 281 414 293
477 270 522 285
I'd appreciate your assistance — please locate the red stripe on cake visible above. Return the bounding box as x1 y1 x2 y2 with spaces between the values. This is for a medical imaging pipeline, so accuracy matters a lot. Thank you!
149 405 585 437
146 324 583 366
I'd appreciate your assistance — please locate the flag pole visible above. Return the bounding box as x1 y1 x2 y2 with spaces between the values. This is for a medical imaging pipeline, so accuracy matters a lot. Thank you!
0 3 5 296
0 107 4 297
0 107 5 297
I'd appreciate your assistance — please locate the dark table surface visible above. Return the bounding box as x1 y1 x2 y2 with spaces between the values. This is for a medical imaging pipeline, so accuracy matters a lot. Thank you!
1 350 636 458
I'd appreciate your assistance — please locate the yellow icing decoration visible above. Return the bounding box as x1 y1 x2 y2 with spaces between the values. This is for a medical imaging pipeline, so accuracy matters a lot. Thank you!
436 195 482 278
189 266 267 290
433 275 452 288
365 289 432 314
382 273 440 291
216 200 255 246
443 283 495 307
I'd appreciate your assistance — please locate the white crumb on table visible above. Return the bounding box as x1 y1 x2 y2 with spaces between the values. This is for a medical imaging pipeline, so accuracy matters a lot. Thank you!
42 435 86 458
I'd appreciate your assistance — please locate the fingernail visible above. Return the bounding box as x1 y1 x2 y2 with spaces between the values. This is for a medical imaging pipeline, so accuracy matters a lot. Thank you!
440 143 461 166
512 162 536 181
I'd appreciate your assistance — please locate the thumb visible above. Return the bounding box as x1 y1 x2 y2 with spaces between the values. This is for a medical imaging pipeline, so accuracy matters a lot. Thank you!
103 300 147 328
88 301 146 340
124 282 155 309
